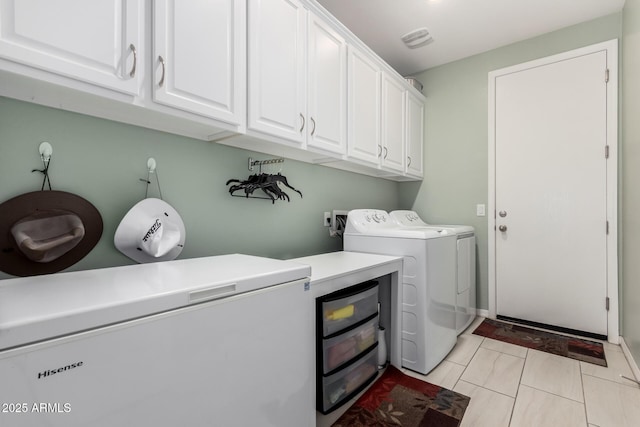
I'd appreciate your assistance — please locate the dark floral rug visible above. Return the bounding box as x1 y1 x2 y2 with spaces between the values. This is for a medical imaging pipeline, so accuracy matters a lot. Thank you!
473 318 607 367
332 365 470 427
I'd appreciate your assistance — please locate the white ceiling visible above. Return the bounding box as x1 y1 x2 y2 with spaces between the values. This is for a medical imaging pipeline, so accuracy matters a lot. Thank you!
316 0 626 76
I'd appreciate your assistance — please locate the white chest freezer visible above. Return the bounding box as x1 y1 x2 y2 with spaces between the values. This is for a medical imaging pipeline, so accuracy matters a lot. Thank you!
0 255 313 427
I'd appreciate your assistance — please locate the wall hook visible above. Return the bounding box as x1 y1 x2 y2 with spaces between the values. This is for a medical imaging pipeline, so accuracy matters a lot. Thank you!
140 157 163 200
248 156 284 172
39 141 53 163
147 157 157 173
32 141 53 190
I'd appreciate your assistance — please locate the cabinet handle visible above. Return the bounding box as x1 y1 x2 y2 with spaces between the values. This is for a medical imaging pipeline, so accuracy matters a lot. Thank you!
310 117 316 136
158 55 166 87
383 147 388 159
129 44 137 78
407 156 412 167
378 145 382 157
299 113 305 133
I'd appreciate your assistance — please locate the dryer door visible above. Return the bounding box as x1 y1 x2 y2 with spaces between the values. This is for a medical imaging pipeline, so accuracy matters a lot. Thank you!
456 236 474 295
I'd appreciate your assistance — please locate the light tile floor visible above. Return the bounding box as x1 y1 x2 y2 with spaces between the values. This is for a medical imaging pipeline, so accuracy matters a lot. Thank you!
317 316 640 427
415 317 640 427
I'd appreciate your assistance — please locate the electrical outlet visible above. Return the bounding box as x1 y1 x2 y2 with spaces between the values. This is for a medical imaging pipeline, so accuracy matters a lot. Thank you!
323 212 331 227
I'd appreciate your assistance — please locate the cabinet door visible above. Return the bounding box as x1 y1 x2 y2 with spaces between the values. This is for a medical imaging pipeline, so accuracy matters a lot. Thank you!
406 92 424 178
347 47 381 165
248 0 306 144
153 0 245 125
307 14 347 155
0 0 142 95
381 74 406 173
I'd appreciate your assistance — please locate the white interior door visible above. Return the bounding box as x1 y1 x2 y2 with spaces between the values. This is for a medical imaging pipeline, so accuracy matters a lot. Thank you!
493 48 612 337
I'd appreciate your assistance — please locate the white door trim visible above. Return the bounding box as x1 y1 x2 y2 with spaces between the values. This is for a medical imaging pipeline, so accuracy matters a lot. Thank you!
487 39 619 343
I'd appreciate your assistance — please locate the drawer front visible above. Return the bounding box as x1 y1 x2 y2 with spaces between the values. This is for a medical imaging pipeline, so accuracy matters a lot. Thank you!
320 344 378 413
323 316 378 374
322 283 378 337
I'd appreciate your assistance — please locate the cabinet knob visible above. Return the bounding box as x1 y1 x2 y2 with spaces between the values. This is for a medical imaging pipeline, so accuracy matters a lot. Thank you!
378 145 382 157
129 44 137 78
499 225 508 232
383 147 388 159
158 56 166 87
299 113 305 133
310 117 316 136
407 156 412 167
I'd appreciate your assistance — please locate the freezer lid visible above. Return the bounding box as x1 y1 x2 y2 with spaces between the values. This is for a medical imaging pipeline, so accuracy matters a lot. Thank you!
0 254 310 351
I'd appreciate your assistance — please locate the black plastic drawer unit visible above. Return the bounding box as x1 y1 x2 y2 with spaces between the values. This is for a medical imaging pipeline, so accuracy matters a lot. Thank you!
316 281 379 414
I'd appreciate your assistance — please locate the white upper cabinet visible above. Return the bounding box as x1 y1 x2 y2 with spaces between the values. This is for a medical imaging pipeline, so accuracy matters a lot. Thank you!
406 91 424 178
0 0 143 95
381 74 406 173
248 0 307 145
247 0 348 155
306 14 347 155
347 46 382 165
0 0 423 180
153 0 245 125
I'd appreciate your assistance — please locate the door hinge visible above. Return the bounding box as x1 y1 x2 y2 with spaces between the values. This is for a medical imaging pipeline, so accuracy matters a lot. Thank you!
605 69 610 83
606 297 610 311
605 145 610 159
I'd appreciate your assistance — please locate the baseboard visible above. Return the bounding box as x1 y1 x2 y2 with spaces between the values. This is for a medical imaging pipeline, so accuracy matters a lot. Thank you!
476 308 489 318
620 336 640 382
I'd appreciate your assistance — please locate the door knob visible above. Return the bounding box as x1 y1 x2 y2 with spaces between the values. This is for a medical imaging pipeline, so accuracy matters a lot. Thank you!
499 225 507 232
499 211 507 217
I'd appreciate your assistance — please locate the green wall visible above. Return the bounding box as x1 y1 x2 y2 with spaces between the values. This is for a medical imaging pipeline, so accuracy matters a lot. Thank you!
0 97 401 280
622 0 640 366
398 13 623 311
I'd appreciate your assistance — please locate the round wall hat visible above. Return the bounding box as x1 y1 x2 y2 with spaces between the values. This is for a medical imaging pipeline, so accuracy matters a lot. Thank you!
114 198 185 264
0 190 103 277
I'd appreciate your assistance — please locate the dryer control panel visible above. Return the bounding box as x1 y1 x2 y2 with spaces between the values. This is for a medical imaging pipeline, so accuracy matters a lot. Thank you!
389 210 428 227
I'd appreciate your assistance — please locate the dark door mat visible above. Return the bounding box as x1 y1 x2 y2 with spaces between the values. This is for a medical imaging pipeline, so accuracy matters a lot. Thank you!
473 318 607 367
332 365 470 427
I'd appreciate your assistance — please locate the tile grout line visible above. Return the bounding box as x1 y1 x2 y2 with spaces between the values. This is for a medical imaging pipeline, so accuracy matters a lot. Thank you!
518 354 586 405
451 335 486 394
581 369 640 389
507 347 528 427
456 335 525 427
578 356 590 426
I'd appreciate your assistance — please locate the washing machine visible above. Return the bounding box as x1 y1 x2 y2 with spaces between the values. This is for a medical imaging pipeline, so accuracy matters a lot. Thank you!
344 209 457 375
390 210 476 335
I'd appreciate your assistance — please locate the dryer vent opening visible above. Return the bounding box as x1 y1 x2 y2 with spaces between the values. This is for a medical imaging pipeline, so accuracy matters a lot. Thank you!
330 210 348 238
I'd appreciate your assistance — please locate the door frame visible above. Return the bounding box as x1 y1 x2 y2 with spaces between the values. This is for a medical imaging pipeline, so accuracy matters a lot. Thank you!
487 39 619 343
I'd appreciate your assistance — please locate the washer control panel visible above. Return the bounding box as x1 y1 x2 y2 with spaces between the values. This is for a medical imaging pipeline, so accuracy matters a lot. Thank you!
345 209 394 233
369 211 388 223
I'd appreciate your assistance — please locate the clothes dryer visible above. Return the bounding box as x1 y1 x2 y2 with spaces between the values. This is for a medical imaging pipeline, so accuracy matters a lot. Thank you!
390 210 476 335
344 209 457 375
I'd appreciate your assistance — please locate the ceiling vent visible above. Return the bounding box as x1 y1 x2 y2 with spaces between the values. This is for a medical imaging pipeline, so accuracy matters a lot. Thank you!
401 27 433 49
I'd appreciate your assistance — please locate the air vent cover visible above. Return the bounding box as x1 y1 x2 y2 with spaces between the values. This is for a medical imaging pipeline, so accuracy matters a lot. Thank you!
401 27 433 49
